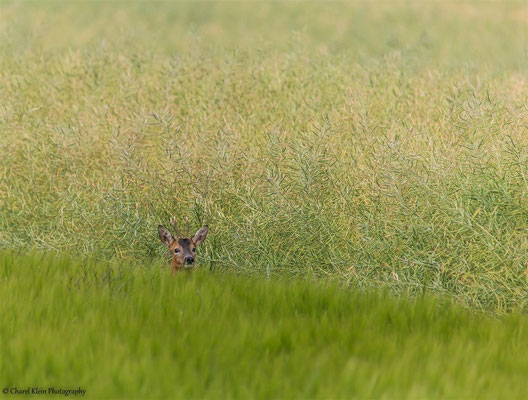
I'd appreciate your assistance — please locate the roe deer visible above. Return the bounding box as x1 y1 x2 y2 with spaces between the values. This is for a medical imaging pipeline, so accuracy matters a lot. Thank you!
158 217 208 273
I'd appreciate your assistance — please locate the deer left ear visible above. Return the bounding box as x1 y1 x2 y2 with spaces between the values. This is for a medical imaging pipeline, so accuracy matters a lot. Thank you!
192 226 209 246
158 225 173 247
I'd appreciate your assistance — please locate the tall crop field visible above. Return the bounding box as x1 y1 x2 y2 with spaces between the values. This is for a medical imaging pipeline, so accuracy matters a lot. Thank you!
0 3 527 307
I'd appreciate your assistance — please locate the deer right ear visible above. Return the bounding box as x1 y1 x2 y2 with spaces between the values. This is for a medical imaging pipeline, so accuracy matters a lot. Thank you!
158 225 173 247
192 225 209 246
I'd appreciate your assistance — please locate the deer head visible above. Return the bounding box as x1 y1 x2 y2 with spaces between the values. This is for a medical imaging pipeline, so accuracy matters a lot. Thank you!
158 217 209 273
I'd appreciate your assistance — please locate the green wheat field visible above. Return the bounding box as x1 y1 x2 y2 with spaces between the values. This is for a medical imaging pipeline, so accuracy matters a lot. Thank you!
1 1 528 398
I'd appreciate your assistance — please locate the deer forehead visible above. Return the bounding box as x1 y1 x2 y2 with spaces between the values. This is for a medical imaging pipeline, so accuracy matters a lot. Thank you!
170 238 195 251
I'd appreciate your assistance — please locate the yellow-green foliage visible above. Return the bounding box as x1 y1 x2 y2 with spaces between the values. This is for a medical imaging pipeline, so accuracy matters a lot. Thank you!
1 1 528 311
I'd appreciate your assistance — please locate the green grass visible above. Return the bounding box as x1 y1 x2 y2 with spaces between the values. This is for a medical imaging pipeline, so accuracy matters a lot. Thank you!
1 250 528 399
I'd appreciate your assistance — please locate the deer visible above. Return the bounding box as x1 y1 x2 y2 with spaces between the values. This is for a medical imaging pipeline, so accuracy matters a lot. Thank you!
158 217 209 273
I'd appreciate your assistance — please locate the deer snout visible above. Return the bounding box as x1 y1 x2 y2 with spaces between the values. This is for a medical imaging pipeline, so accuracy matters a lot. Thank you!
184 256 194 265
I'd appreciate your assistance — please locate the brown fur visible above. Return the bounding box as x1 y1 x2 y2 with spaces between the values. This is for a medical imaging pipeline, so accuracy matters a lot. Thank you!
158 223 208 274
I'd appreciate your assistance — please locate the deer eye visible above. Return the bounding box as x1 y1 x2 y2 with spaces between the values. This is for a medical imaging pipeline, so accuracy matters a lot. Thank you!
192 247 196 252
174 249 180 254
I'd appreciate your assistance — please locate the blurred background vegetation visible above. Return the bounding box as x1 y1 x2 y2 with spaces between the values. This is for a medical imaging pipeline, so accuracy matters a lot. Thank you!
1 1 527 311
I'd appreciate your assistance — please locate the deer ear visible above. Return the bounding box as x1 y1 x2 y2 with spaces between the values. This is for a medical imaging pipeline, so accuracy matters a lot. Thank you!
192 226 209 246
158 225 173 247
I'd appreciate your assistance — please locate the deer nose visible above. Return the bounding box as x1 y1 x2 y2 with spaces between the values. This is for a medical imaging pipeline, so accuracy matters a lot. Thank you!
184 256 194 265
